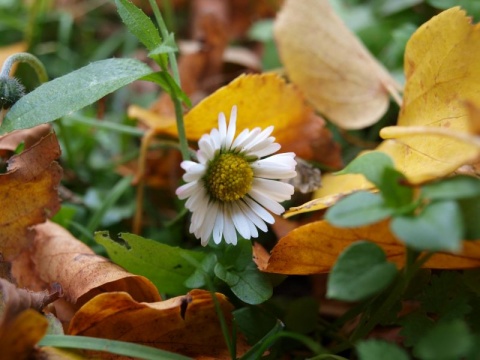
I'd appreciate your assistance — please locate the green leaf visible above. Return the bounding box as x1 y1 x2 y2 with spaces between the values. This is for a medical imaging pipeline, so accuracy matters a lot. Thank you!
398 311 435 347
115 0 162 52
94 232 205 295
336 151 395 187
391 200 463 252
142 71 191 107
1 58 153 134
458 195 480 240
214 262 272 305
379 167 414 209
327 241 397 301
148 33 178 56
421 176 480 200
233 307 278 345
184 253 217 288
357 340 409 360
414 320 473 360
325 191 393 227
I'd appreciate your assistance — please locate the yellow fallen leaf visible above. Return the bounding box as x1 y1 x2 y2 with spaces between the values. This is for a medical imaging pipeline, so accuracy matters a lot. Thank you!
288 8 480 216
265 220 480 275
274 0 400 129
68 290 249 359
379 126 480 183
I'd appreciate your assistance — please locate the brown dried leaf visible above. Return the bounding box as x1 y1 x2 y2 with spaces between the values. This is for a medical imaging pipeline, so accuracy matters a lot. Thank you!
68 289 249 359
0 132 62 260
11 221 161 313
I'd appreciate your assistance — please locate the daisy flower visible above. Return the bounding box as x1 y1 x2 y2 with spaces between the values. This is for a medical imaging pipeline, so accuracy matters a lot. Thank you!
176 105 297 246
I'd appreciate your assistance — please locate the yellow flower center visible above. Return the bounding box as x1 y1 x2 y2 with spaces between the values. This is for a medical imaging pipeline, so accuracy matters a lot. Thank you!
205 153 253 202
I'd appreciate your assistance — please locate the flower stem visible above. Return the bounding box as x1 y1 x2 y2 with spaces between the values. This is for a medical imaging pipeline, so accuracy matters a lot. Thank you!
147 0 190 161
0 52 48 83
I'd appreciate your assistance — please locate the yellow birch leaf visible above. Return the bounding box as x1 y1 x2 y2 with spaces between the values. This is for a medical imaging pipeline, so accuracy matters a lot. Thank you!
274 0 400 129
68 290 249 359
265 220 480 275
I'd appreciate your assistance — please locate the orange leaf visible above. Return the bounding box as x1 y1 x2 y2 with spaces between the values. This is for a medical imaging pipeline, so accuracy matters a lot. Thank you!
0 132 62 260
11 221 161 314
68 289 249 359
265 220 480 275
274 0 400 129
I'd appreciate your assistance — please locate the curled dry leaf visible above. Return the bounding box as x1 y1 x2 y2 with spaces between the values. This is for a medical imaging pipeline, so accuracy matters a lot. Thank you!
0 131 62 261
274 0 400 129
11 221 161 321
264 220 480 275
68 289 249 359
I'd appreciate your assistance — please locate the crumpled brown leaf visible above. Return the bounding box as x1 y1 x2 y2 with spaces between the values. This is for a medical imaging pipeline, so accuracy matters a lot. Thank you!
68 289 249 359
0 131 62 261
11 221 161 325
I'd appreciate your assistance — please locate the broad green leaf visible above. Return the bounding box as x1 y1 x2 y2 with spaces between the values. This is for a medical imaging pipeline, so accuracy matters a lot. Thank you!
1 58 153 134
325 191 393 227
115 0 162 52
357 340 409 360
391 200 463 252
414 320 473 360
327 241 397 301
95 232 205 295
336 151 395 187
214 262 272 305
421 176 480 200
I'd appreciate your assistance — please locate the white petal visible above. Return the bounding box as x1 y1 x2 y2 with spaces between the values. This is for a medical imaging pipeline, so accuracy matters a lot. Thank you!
242 126 274 152
223 207 238 245
213 206 224 244
238 199 267 233
180 160 200 171
236 128 262 152
198 136 216 160
182 163 206 182
210 128 222 150
225 106 237 150
199 201 219 245
218 112 227 147
231 128 251 150
230 202 252 240
244 196 275 224
252 178 294 202
176 181 199 200
248 188 285 215
249 142 281 158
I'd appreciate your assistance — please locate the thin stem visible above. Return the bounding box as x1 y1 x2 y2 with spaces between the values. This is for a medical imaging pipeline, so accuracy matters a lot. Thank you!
0 52 48 83
147 0 191 161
